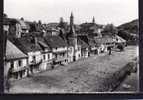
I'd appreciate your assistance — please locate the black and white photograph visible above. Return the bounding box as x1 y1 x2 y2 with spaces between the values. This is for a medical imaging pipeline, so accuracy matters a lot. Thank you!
3 0 139 93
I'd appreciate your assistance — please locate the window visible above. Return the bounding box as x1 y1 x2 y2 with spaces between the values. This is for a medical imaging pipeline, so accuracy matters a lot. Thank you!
43 55 46 60
10 61 14 68
32 56 36 60
32 56 36 63
47 54 50 59
18 60 22 66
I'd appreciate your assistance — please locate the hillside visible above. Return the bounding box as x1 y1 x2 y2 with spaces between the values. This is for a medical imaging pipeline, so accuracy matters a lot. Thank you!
117 19 138 44
117 19 139 34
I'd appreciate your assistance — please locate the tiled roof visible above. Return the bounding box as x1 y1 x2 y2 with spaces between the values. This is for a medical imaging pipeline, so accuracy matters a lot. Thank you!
6 39 27 60
37 37 51 50
44 36 68 48
77 38 89 48
10 37 42 54
115 35 126 43
88 39 96 47
94 36 114 44
88 35 115 47
46 23 59 30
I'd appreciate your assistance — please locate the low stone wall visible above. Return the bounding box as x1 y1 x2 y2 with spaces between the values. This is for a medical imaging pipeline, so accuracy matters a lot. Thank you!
109 60 137 91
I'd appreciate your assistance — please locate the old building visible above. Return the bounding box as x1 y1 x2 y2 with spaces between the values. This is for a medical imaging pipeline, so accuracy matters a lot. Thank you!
66 12 82 61
78 38 89 58
5 39 28 80
114 35 127 46
6 18 30 38
17 18 30 34
10 37 43 74
44 36 68 66
37 37 53 70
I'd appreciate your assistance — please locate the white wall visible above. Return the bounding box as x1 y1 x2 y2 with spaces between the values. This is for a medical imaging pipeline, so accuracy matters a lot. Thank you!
4 58 28 78
28 51 42 64
53 47 67 52
75 46 81 60
13 59 27 71
42 52 53 62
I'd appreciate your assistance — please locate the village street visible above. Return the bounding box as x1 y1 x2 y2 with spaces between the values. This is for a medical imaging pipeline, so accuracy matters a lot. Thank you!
8 46 138 93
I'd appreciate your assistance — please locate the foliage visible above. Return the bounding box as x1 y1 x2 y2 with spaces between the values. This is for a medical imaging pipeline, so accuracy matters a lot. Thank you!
102 24 118 36
117 19 138 34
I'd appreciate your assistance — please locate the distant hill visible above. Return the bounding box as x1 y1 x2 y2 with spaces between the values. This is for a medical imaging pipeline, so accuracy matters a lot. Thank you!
117 19 138 44
117 19 139 34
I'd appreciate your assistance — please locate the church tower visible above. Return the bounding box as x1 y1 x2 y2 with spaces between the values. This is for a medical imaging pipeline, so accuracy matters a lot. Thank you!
67 12 78 61
70 12 74 26
69 12 76 37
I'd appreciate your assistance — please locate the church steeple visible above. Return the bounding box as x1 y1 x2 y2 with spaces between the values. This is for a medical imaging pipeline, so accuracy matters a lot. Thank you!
70 12 74 27
69 12 76 37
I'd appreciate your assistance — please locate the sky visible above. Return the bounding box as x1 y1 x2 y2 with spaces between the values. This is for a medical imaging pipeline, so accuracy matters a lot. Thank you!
4 0 138 26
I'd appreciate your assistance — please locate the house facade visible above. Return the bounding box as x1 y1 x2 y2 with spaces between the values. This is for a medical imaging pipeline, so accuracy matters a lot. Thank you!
44 36 68 66
37 37 53 70
78 38 89 58
5 40 28 80
11 37 43 74
7 18 30 38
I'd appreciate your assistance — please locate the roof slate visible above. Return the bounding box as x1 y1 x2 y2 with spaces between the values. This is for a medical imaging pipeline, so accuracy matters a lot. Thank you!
10 37 42 54
6 39 27 60
77 38 89 48
44 36 68 48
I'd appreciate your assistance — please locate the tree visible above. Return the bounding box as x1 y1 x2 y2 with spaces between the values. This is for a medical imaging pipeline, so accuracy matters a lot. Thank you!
102 24 118 36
